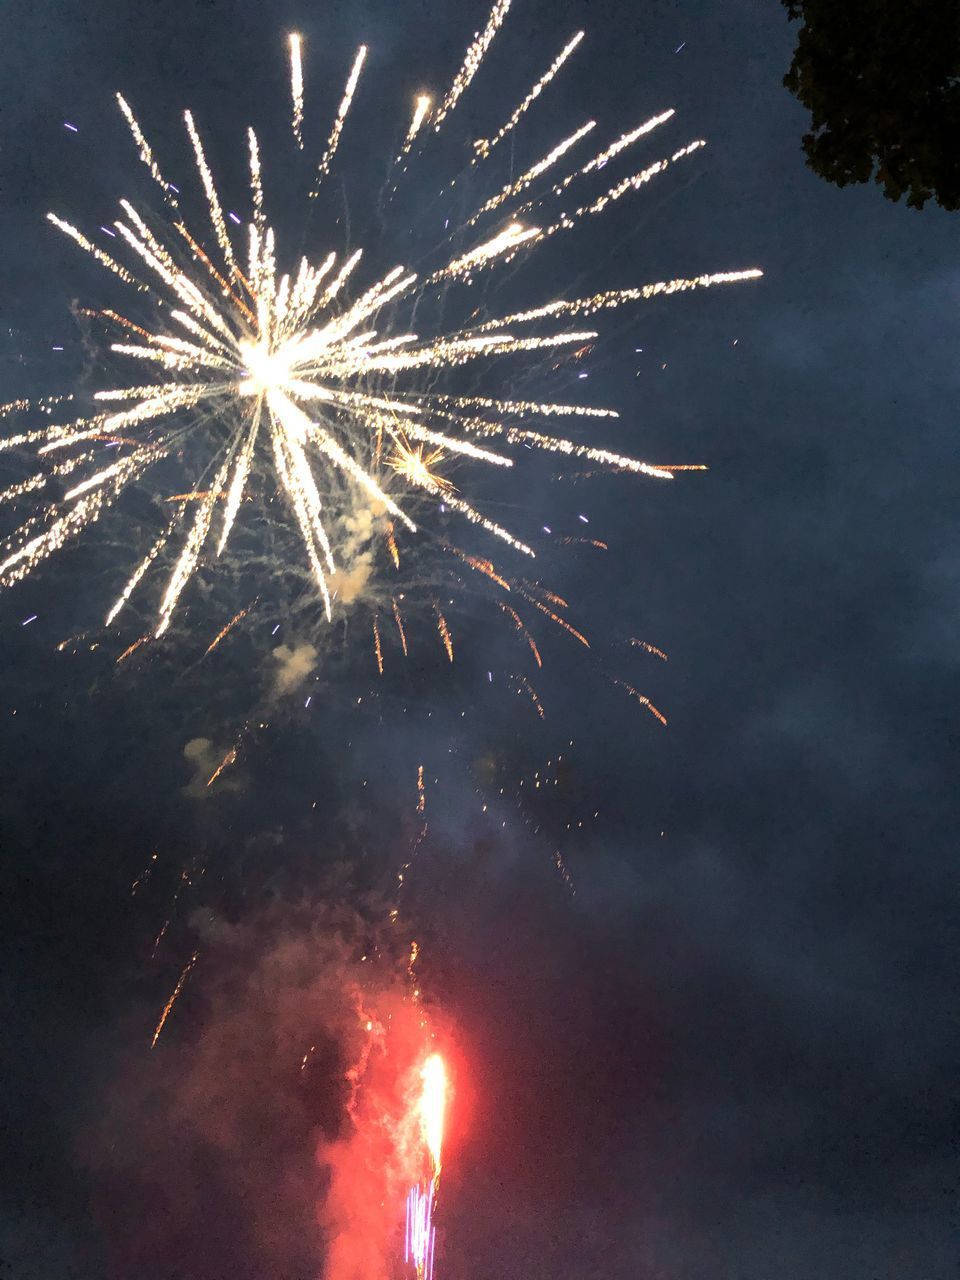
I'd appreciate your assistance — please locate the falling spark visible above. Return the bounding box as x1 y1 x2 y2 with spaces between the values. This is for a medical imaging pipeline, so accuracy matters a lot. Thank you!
449 546 511 592
204 597 257 656
151 950 198 1048
386 522 400 568
393 597 409 657
499 602 542 666
206 745 237 787
554 848 576 895
469 120 596 225
435 607 454 661
416 763 426 813
393 94 432 174
514 672 545 718
373 615 384 673
630 638 668 661
130 849 159 894
610 675 667 726
558 534 607 550
289 33 304 149
472 30 584 162
519 590 590 648
312 44 367 194
432 0 512 131
116 633 149 664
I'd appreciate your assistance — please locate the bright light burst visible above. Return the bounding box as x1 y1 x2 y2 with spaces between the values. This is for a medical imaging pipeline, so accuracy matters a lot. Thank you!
405 1052 448 1280
0 0 761 662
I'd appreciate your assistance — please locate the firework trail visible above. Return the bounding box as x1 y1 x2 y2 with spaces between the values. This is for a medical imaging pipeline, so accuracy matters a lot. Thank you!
0 2 760 666
405 1052 448 1280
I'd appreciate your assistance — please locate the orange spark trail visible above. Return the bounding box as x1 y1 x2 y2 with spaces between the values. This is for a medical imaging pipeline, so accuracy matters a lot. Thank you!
116 633 149 664
559 535 608 550
393 597 409 656
448 545 511 592
206 745 237 787
151 950 198 1048
435 608 454 661
203 597 257 656
373 616 384 673
514 672 545 718
499 602 542 667
630 638 668 661
521 591 590 648
610 676 667 725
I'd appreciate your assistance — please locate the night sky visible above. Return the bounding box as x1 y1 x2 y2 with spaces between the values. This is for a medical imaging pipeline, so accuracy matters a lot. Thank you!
0 2 957 1278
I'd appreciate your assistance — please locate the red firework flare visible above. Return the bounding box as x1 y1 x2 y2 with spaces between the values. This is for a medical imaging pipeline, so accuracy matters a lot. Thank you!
320 993 452 1280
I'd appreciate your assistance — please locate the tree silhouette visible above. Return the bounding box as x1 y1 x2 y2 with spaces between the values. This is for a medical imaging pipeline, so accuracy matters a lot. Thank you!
783 1 960 210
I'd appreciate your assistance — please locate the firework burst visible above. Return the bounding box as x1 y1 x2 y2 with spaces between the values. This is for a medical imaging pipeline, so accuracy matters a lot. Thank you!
1 0 759 684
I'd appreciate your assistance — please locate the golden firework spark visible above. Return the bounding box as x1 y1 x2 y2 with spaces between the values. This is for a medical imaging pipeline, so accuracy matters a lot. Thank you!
0 2 760 661
289 33 305 149
151 950 198 1048
435 607 454 662
416 764 426 814
372 614 384 674
204 598 257 656
388 438 456 495
206 745 237 787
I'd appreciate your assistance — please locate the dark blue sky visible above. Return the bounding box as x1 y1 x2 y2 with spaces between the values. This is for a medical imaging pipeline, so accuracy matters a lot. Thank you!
0 2 956 1277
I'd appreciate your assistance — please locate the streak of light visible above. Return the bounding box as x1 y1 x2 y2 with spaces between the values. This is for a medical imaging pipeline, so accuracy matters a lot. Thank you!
513 672 545 718
206 745 237 787
203 597 258 656
499 602 542 666
312 45 367 194
393 597 409 656
435 607 453 661
289 33 304 149
630 638 668 661
116 633 149 664
472 30 583 162
151 950 198 1048
554 848 576 895
373 615 384 674
393 94 432 174
432 0 512 132
609 675 667 725
131 850 159 894
519 590 590 647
